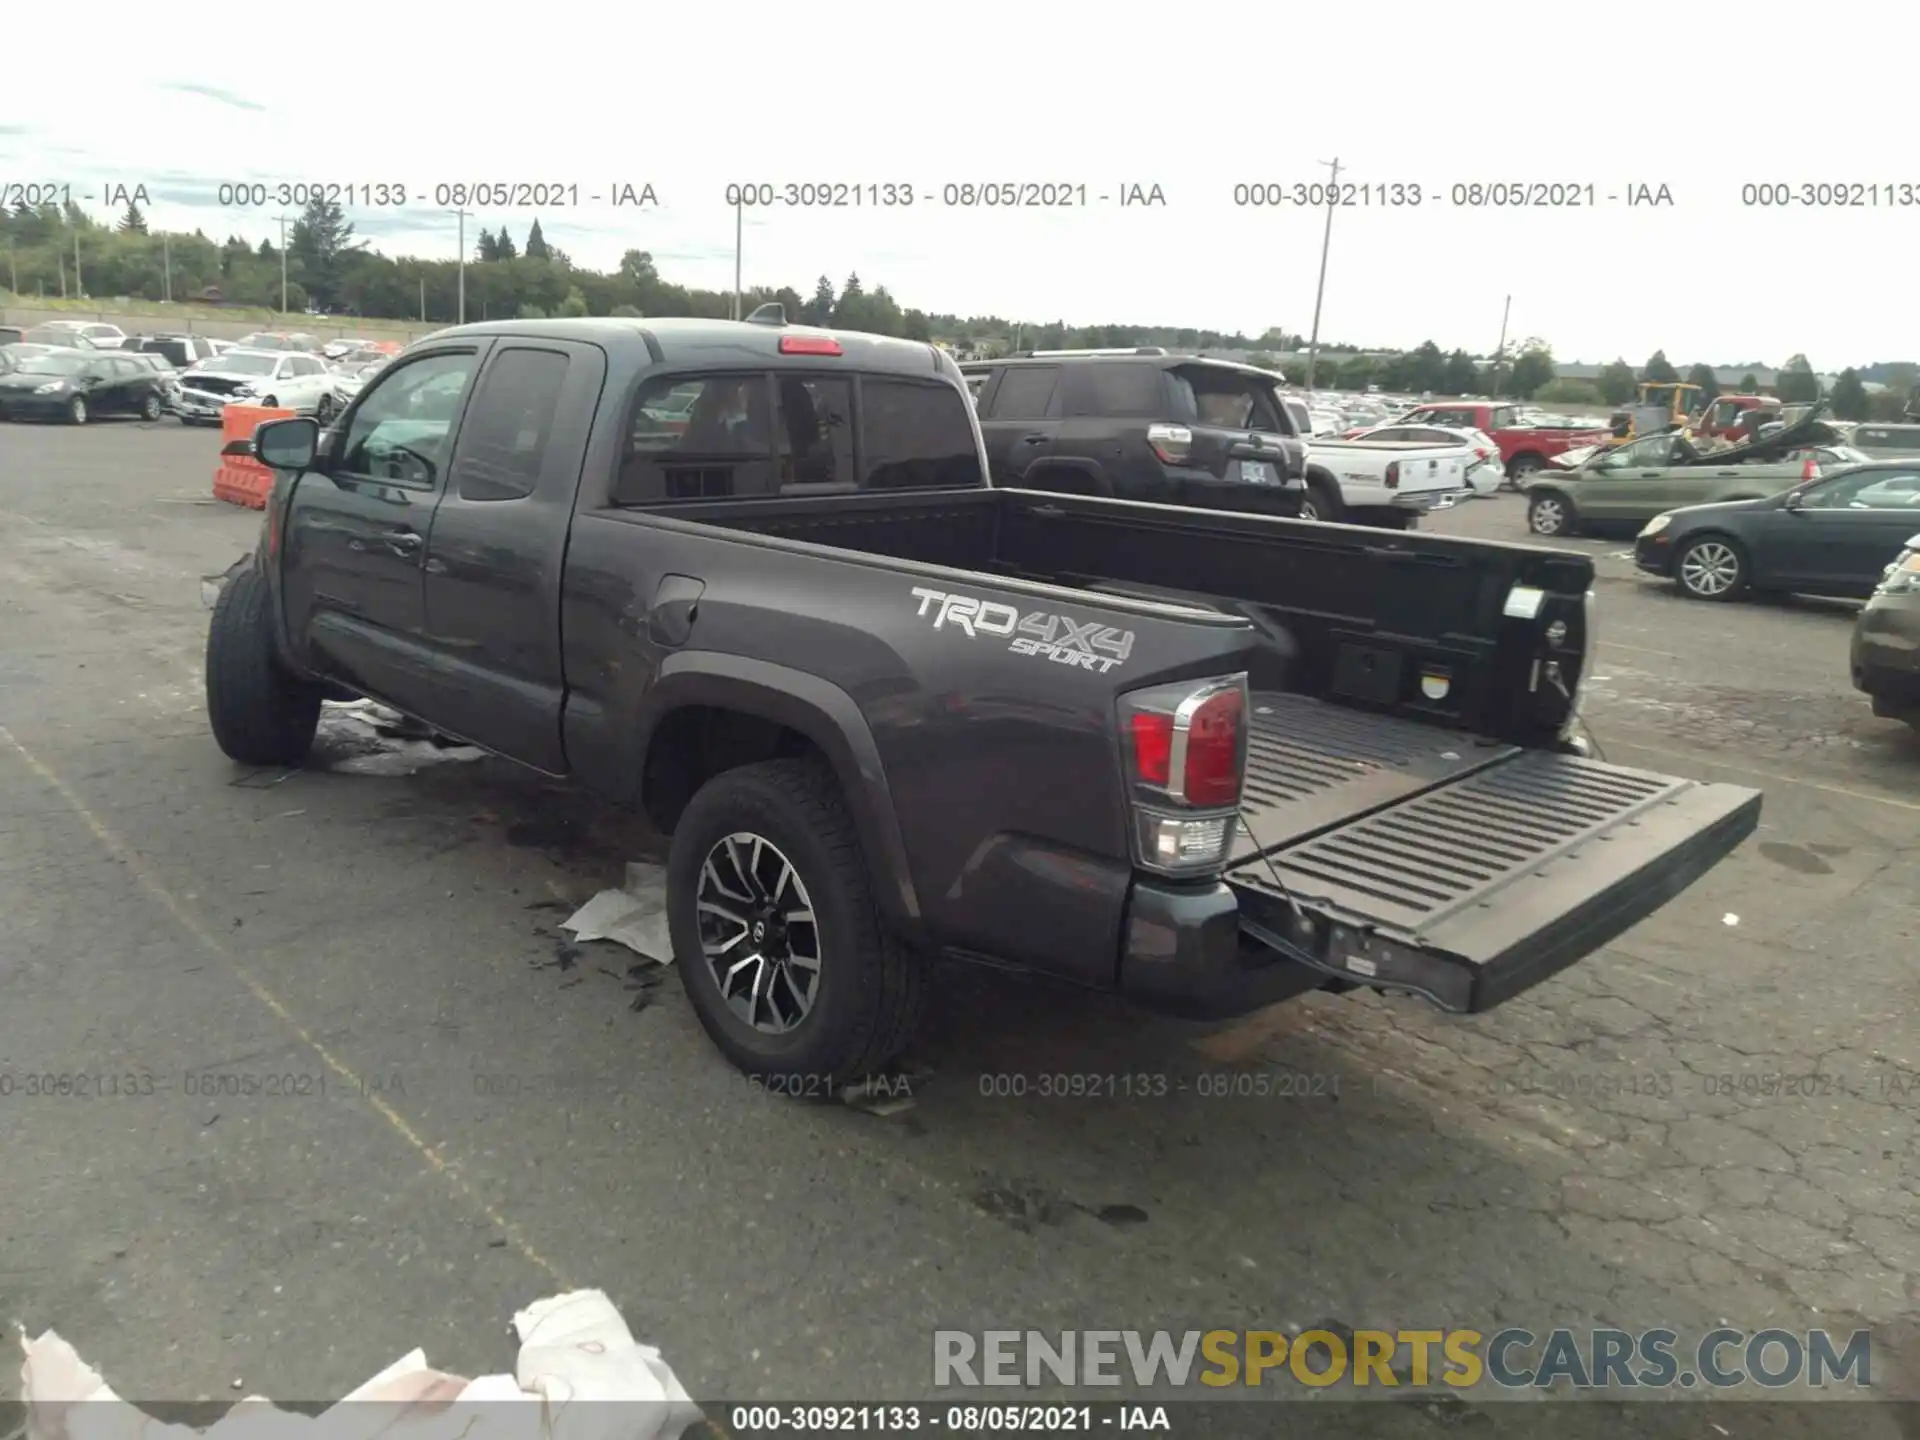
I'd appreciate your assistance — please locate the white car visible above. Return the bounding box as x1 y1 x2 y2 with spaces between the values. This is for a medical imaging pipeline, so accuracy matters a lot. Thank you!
30 319 126 349
175 347 344 425
1349 420 1507 496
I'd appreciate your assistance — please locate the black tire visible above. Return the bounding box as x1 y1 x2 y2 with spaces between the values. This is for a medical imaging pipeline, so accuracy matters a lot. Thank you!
1673 534 1748 602
140 392 163 421
205 567 322 766
67 394 88 426
1300 471 1344 523
315 393 336 423
1527 491 1578 537
261 395 278 408
668 757 927 1085
1506 453 1543 488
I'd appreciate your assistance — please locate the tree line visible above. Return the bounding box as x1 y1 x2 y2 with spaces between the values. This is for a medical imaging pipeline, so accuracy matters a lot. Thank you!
2 198 1909 420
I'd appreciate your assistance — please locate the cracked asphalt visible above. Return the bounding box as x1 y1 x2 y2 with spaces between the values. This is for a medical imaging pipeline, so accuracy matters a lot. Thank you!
0 423 1915 1436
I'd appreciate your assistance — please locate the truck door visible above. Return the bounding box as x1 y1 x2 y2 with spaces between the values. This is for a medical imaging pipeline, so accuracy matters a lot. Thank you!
414 340 607 772
278 342 489 709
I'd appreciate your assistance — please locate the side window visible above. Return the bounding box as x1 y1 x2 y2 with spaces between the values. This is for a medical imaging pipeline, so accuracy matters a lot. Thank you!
1488 407 1518 429
964 372 992 405
1060 362 1162 418
335 351 479 489
775 376 855 488
291 356 321 376
449 348 572 502
989 366 1060 420
614 373 777 505
859 378 982 491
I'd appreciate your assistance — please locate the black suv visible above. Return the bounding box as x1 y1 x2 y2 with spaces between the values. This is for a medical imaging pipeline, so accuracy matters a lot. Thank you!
960 349 1306 516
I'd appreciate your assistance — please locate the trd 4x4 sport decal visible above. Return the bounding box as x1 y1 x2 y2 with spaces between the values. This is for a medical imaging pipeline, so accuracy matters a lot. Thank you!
910 586 1135 673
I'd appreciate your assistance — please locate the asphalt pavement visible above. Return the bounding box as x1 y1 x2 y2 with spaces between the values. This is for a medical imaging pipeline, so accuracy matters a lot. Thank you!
1 423 1915 1431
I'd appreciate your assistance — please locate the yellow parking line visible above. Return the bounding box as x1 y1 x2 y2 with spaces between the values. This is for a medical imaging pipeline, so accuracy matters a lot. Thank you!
0 723 575 1289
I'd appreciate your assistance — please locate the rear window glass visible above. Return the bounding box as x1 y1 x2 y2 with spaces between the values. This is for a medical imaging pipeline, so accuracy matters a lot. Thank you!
1060 362 1162 418
1171 367 1287 432
987 366 1059 420
775 376 855 488
615 373 778 504
860 378 981 490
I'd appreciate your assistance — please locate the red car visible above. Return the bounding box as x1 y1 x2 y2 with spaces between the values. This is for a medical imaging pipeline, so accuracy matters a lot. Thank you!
1387 402 1611 486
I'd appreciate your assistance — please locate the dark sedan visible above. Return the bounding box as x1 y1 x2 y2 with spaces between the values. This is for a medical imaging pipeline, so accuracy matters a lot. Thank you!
0 352 168 424
1634 461 1920 602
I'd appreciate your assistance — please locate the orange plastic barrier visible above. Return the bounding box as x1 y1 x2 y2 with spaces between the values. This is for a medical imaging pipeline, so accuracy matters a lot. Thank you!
212 405 296 509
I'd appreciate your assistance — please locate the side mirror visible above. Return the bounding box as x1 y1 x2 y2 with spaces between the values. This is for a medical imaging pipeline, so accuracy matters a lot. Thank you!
253 416 320 471
1784 488 1808 511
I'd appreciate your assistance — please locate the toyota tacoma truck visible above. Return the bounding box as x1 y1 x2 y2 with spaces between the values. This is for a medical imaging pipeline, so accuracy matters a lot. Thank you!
204 315 1763 1085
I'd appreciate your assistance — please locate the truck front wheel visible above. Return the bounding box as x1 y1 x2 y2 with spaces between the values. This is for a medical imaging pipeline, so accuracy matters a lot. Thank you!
668 757 927 1086
205 567 322 766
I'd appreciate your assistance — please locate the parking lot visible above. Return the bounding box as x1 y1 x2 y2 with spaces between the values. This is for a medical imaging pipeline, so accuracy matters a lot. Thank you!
2 420 1917 1424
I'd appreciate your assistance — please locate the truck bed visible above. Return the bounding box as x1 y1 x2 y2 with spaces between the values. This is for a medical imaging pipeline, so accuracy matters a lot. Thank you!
650 484 1595 751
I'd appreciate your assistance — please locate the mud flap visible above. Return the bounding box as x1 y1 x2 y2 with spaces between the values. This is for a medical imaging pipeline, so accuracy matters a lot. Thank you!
1227 750 1762 1013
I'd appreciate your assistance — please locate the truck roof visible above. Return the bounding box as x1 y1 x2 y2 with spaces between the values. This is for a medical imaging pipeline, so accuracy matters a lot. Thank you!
426 316 954 377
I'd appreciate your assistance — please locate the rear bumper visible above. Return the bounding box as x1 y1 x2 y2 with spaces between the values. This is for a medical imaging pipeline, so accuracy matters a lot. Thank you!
1118 879 1329 1019
1391 487 1472 512
1179 476 1306 518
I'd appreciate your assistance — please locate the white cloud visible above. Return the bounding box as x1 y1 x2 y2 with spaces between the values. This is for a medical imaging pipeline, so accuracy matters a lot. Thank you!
4 0 1908 365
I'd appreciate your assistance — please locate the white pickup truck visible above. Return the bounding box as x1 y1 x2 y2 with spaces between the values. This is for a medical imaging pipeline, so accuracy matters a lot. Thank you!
1298 436 1475 527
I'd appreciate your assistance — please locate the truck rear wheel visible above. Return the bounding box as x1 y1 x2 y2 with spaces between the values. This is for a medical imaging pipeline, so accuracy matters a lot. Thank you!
668 757 927 1086
1300 472 1344 523
205 567 322 766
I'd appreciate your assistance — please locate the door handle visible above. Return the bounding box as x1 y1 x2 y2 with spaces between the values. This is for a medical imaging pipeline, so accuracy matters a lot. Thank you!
383 529 423 555
1019 434 1048 445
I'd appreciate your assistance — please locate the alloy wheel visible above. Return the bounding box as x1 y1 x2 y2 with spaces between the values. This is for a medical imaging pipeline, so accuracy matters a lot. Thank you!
142 394 162 421
696 831 821 1034
68 395 87 425
1679 540 1741 597
1529 496 1566 534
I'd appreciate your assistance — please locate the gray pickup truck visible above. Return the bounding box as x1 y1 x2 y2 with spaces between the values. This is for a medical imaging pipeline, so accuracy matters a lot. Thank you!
205 315 1762 1085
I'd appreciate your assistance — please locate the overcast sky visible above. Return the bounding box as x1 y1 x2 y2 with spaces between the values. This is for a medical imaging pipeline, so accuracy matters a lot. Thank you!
5 1 1909 366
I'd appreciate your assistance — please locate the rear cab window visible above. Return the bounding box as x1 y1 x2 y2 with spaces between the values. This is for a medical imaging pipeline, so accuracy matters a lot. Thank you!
615 367 983 505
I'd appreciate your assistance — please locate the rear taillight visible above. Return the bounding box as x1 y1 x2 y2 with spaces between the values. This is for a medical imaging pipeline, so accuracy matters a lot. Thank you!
1118 675 1247 875
1146 422 1192 465
1475 447 1491 462
1385 460 1400 488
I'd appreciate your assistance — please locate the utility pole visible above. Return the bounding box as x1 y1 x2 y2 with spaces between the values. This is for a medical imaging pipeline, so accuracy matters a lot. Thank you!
1303 157 1340 393
449 207 471 323
272 213 294 314
162 233 173 303
1490 294 1512 396
73 230 83 300
7 239 15 294
57 249 66 299
732 198 743 321
419 274 426 322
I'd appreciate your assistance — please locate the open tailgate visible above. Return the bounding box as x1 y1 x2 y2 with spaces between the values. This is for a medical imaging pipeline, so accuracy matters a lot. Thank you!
1225 697 1761 1012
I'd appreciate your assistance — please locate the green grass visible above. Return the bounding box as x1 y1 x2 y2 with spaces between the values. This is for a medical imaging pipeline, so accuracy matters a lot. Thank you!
2 291 431 336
